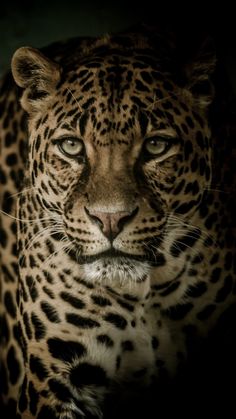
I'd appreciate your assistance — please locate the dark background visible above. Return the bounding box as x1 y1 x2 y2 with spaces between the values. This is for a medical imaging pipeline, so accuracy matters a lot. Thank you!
0 0 236 90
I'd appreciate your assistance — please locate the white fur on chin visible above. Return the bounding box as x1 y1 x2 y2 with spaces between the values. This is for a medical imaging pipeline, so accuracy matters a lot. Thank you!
82 257 151 286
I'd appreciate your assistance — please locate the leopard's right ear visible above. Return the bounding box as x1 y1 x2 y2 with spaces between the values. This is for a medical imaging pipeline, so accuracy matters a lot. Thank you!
183 37 216 109
11 47 61 113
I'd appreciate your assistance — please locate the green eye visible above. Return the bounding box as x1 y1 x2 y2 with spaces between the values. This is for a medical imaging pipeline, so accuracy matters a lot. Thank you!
144 137 171 156
58 138 84 157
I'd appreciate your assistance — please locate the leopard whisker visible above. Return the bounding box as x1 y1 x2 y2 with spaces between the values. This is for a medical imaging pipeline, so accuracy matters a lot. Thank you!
7 187 36 199
0 209 55 224
42 238 73 268
66 88 83 112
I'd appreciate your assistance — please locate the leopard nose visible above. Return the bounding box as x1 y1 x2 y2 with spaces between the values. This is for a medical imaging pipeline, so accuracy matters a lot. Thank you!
85 207 139 241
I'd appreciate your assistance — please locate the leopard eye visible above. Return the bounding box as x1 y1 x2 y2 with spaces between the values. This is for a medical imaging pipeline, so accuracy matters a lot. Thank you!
144 137 171 156
58 138 84 157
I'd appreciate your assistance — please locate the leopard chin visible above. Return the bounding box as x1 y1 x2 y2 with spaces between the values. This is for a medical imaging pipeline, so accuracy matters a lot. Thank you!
82 257 151 285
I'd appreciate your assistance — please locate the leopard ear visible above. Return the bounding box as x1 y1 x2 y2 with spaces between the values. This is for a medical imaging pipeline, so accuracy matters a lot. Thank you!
184 38 216 108
11 47 61 113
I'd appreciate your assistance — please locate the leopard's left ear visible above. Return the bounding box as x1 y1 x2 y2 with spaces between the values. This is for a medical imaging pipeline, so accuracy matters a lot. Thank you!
11 47 61 113
184 38 216 109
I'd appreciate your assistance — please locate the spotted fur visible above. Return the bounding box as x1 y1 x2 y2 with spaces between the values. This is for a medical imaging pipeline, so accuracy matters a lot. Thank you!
0 25 236 418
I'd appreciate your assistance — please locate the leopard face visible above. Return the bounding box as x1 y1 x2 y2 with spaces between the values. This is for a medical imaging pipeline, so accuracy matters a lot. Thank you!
12 44 212 283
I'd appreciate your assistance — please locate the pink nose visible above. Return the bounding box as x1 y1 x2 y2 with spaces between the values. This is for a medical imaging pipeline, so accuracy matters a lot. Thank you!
85 207 138 241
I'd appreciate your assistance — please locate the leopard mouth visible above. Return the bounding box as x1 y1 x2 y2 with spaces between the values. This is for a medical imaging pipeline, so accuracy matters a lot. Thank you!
68 246 165 267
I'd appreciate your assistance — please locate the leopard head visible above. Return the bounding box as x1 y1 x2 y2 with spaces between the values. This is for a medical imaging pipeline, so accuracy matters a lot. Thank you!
11 32 215 282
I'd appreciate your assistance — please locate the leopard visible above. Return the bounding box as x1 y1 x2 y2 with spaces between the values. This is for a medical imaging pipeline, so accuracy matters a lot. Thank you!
0 24 236 418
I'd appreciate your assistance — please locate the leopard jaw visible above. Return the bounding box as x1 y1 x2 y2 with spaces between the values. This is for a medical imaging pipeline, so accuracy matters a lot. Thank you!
82 257 151 286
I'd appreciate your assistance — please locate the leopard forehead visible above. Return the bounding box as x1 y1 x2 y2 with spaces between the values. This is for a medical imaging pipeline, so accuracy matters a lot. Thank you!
30 54 208 149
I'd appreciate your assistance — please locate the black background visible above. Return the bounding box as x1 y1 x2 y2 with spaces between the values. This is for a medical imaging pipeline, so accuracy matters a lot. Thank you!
0 0 236 88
